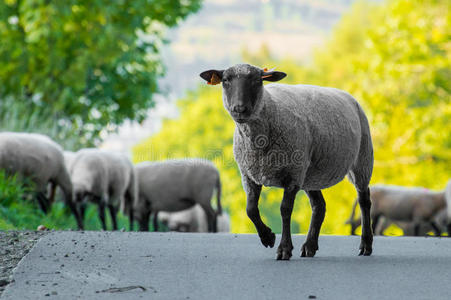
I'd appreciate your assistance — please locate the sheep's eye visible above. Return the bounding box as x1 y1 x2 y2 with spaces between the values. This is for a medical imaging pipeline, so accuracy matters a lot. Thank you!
222 78 230 86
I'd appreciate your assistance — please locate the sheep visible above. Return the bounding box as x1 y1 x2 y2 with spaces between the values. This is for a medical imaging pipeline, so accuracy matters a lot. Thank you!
0 132 83 229
200 64 374 260
446 179 451 236
63 151 77 173
346 185 447 236
134 159 222 232
70 149 137 230
158 204 230 233
347 208 447 236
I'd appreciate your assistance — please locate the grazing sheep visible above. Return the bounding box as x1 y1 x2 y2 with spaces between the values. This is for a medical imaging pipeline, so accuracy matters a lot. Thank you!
347 208 447 236
0 132 82 228
134 159 222 232
70 149 137 230
158 204 230 233
347 185 447 236
200 64 374 260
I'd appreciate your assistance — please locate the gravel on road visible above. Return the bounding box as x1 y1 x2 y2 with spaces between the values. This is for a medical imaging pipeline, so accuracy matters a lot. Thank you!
0 231 49 296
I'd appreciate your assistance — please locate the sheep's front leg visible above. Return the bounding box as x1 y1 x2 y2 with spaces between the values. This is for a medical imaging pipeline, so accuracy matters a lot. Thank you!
277 185 299 260
244 176 275 248
301 190 326 257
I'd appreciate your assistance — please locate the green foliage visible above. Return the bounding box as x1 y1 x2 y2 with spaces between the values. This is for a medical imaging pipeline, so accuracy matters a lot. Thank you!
133 0 450 235
0 0 201 142
0 97 84 149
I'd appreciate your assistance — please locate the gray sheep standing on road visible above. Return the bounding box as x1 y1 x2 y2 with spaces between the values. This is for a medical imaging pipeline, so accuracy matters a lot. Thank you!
134 159 222 232
200 64 374 260
70 149 137 230
0 132 82 229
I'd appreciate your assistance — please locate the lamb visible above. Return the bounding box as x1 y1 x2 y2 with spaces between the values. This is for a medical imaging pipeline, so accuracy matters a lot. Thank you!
158 204 230 232
346 185 447 236
0 132 82 229
200 64 374 260
134 159 222 232
70 149 137 230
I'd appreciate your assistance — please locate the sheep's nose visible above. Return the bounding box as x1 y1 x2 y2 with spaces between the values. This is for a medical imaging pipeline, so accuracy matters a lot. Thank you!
232 105 247 113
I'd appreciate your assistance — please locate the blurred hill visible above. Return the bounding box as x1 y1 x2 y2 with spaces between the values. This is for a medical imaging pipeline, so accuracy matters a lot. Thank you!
102 0 360 153
161 0 355 97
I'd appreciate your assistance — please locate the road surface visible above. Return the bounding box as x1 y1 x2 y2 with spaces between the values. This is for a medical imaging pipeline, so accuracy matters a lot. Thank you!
2 232 451 299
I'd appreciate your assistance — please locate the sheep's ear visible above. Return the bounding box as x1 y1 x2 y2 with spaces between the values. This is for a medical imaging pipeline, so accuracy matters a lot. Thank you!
261 69 287 82
200 70 224 85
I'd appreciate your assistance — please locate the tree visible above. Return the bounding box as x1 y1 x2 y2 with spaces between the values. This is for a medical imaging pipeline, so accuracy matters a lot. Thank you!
0 0 201 144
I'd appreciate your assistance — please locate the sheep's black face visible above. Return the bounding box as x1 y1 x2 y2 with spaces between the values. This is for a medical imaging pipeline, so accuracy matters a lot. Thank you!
222 65 264 123
200 64 286 123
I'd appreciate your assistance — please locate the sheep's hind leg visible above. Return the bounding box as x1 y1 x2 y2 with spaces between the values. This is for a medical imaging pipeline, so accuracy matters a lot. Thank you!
244 176 275 248
301 190 326 258
108 204 118 231
429 221 441 237
36 192 49 214
97 201 107 231
358 187 373 256
277 185 300 260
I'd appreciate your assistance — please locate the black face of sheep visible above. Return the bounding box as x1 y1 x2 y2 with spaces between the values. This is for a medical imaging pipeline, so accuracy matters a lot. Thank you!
200 64 286 123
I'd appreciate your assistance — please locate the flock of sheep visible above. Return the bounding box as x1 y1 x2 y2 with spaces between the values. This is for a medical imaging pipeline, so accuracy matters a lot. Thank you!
0 132 229 233
0 63 449 262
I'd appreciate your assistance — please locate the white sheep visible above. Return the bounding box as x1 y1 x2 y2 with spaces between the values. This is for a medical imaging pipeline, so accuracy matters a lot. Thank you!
0 132 82 228
200 64 374 260
70 148 137 230
158 204 230 233
134 159 222 232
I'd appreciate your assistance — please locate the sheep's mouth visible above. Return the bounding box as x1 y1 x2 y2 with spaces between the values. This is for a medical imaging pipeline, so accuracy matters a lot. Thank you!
231 112 251 123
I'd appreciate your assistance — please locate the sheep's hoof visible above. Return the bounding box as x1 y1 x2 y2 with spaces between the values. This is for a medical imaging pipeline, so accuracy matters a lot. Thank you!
259 230 276 248
358 239 372 256
276 247 292 260
358 246 372 256
300 241 318 258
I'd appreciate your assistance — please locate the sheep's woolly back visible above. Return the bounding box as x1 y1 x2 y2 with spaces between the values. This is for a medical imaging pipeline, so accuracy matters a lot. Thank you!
135 159 220 212
63 151 77 173
233 83 373 190
0 132 66 190
71 149 134 206
371 184 439 196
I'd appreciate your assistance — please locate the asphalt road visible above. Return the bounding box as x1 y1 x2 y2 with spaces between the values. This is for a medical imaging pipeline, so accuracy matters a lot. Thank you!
2 232 451 299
